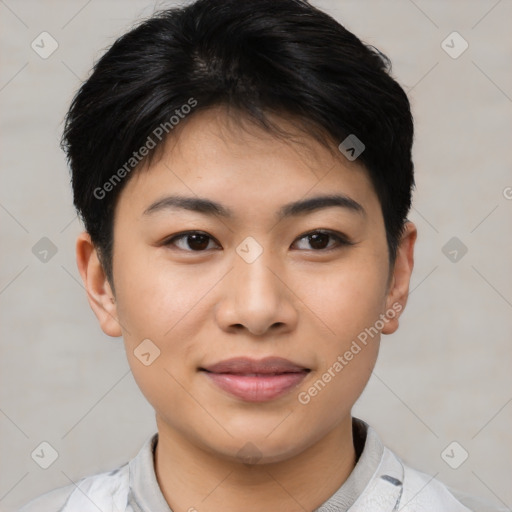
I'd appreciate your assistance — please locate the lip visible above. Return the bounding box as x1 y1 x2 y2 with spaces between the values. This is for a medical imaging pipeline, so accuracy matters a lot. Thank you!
199 357 310 402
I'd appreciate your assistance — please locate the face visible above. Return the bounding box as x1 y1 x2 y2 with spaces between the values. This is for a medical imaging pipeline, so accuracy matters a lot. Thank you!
78 107 415 464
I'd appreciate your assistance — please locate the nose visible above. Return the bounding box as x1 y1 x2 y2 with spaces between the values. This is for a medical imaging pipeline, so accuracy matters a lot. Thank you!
214 248 298 337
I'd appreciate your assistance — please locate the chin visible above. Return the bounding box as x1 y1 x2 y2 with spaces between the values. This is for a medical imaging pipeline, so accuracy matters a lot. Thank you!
206 429 314 466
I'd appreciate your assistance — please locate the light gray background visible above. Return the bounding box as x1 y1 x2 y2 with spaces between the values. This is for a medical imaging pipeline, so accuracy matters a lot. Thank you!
1 0 511 510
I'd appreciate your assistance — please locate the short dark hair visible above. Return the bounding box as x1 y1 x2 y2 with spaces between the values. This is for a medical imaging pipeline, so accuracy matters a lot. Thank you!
61 0 414 288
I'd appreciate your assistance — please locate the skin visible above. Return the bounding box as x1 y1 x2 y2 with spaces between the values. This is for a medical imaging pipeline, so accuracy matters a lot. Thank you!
76 107 416 512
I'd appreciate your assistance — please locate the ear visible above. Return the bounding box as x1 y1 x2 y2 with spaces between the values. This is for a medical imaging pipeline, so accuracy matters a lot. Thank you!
75 231 122 337
381 221 417 335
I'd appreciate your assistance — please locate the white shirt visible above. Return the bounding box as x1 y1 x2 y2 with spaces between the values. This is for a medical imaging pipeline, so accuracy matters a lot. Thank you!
18 418 506 511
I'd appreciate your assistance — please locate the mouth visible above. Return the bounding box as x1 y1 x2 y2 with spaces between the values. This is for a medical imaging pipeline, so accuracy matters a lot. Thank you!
199 357 311 402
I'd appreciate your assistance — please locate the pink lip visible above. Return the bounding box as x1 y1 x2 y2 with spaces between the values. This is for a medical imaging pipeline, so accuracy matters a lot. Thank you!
200 357 310 402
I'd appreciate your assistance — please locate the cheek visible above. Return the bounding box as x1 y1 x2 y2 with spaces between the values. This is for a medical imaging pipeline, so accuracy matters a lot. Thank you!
295 256 386 404
113 254 224 392
294 267 384 426
114 249 211 337
303 255 389 339
295 341 378 440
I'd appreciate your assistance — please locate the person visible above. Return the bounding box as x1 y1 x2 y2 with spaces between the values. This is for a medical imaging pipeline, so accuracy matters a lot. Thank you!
17 0 505 510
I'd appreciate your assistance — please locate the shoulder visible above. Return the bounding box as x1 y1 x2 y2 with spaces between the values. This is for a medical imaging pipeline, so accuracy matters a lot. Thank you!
17 483 76 512
17 464 130 512
449 485 510 512
353 421 506 512
400 456 506 512
399 458 472 511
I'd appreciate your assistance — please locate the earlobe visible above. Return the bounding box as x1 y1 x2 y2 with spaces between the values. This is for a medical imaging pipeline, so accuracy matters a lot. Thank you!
381 221 417 335
75 231 123 338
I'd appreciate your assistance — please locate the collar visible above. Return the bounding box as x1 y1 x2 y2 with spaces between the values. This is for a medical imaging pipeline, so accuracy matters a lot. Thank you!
128 417 385 511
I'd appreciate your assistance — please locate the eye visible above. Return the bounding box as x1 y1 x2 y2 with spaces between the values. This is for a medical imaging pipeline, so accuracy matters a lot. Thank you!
162 231 220 252
292 230 354 251
162 229 354 253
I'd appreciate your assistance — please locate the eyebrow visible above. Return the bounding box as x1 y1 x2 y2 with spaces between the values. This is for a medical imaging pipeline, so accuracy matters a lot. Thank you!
143 193 365 220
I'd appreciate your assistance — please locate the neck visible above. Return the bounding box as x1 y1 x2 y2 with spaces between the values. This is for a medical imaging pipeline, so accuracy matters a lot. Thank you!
154 416 356 512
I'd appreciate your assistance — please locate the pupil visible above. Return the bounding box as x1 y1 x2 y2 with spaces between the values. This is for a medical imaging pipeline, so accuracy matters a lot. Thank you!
310 233 328 250
189 234 209 250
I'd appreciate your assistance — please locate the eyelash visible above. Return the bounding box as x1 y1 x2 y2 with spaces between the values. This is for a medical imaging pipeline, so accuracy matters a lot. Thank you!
162 229 355 253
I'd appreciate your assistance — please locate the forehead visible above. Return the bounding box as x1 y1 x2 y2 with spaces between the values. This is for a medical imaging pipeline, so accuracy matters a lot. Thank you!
116 107 381 223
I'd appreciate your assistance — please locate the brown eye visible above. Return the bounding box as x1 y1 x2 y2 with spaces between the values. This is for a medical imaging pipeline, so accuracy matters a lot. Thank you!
306 232 330 250
163 231 219 251
293 230 353 251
